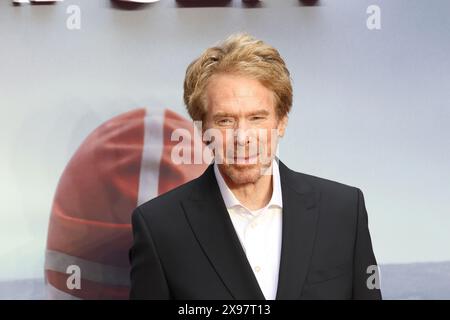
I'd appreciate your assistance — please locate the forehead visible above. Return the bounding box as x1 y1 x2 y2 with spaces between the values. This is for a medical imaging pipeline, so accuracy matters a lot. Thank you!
205 73 275 115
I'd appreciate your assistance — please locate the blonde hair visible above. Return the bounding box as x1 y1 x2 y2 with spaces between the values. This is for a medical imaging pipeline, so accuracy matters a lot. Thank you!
183 33 293 121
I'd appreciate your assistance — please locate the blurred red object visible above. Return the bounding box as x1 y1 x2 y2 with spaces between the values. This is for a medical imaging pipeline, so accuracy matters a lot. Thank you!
45 108 207 299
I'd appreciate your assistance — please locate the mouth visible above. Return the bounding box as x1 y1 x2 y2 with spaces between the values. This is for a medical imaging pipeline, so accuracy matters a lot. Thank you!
232 153 259 163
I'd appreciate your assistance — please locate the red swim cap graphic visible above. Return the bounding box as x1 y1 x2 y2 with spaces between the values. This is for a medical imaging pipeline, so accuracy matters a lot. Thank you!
45 108 207 299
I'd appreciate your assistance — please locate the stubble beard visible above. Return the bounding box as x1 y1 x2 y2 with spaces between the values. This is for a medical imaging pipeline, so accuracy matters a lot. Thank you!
220 156 273 185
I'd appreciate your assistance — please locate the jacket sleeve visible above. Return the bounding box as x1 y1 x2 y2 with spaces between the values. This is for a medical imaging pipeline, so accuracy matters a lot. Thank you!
352 188 382 300
129 207 171 299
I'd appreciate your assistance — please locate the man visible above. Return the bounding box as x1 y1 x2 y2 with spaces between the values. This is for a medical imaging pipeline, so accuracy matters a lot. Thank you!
129 33 382 300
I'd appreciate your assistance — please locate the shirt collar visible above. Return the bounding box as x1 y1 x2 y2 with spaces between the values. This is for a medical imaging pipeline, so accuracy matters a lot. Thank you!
213 158 283 211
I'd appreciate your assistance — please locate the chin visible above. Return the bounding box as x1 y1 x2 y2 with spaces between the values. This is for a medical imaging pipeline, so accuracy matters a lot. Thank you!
223 163 262 185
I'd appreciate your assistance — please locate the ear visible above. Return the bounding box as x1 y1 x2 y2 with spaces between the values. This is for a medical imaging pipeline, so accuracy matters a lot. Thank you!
277 115 288 138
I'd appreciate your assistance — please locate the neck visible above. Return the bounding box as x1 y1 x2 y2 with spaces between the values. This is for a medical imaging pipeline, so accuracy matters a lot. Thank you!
221 167 273 211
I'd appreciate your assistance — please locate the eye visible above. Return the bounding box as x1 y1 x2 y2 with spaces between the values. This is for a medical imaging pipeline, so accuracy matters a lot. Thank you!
216 118 234 126
250 116 265 121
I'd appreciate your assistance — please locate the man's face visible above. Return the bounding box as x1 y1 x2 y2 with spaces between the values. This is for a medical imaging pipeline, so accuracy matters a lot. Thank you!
203 73 288 186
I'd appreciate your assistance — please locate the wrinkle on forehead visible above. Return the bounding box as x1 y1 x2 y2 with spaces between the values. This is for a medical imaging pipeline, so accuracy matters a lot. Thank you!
206 74 275 115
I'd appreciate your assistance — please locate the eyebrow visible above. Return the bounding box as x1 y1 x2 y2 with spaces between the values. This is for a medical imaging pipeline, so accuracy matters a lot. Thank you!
212 109 270 119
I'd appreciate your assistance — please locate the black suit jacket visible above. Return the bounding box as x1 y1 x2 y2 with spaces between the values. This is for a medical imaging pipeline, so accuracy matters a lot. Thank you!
129 160 382 299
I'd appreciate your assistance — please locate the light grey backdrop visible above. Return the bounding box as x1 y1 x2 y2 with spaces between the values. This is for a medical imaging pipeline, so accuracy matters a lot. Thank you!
1 0 449 297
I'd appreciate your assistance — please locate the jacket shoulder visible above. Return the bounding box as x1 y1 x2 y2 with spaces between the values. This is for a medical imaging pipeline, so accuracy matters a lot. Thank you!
133 174 201 221
285 167 362 225
283 163 360 201
297 171 358 193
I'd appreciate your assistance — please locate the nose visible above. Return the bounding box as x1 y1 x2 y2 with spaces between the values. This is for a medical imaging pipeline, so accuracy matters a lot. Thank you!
235 128 249 146
234 119 254 146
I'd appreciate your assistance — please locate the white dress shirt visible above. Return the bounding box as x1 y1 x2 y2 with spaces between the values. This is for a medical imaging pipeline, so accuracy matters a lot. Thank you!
213 159 283 300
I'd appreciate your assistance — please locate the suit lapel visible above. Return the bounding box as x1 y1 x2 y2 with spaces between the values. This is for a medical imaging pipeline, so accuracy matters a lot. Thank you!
275 160 320 299
181 164 265 300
